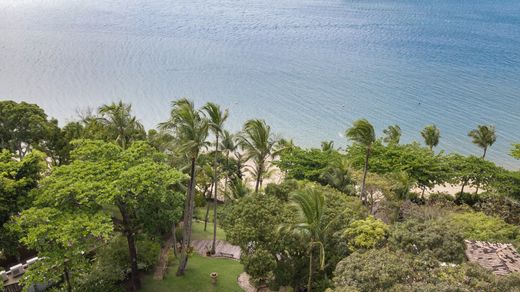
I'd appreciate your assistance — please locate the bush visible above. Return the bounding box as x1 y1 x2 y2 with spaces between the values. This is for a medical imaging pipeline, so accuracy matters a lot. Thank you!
343 216 388 252
242 248 277 286
389 218 465 263
265 179 298 202
445 211 520 247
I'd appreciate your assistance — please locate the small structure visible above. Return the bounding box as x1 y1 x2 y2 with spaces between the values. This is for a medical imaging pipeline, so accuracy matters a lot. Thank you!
2 257 41 292
465 240 520 275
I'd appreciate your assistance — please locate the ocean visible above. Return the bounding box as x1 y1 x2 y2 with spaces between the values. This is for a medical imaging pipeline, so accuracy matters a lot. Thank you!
0 0 519 168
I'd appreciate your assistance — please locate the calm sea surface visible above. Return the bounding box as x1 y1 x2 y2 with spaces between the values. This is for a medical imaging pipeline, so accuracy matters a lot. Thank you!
0 0 519 168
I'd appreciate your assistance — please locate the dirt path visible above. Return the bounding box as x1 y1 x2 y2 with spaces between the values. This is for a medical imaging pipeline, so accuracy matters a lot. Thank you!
191 239 241 259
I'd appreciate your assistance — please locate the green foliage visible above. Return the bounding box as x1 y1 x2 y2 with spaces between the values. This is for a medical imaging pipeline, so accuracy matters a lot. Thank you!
445 212 520 246
242 248 277 285
421 124 440 150
512 143 520 159
468 125 496 158
265 179 299 202
382 125 401 145
343 216 388 252
276 146 343 183
0 149 46 257
389 218 465 263
345 119 376 147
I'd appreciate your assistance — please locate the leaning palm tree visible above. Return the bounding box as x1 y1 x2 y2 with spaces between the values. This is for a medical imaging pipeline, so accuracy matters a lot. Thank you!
383 125 401 145
278 188 327 292
238 119 279 193
202 102 228 254
345 119 375 202
98 101 144 149
468 125 496 159
421 124 440 151
159 98 209 276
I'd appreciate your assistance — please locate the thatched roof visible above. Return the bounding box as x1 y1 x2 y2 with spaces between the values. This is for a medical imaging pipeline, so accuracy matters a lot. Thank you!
465 240 520 275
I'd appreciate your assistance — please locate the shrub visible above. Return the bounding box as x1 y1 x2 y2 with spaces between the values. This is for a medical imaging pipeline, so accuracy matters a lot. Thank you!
242 248 277 286
389 218 465 263
343 216 388 252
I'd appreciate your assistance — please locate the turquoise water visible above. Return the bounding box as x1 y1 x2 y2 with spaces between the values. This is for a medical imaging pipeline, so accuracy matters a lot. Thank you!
0 0 519 168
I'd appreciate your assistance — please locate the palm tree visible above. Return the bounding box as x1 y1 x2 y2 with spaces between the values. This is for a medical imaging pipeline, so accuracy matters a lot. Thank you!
159 98 209 276
421 124 440 151
220 130 238 195
383 125 401 145
321 140 335 152
345 119 375 202
202 102 228 254
279 188 327 292
468 125 496 159
238 119 279 193
98 101 144 149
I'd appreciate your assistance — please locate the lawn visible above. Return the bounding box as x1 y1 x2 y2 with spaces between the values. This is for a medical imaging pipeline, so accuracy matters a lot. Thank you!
141 254 244 292
191 220 227 241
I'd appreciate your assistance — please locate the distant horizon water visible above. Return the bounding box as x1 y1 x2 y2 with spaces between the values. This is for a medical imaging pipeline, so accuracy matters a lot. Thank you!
0 0 519 169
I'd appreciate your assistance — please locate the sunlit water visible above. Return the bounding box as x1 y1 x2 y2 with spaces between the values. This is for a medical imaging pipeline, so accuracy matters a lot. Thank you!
0 0 519 168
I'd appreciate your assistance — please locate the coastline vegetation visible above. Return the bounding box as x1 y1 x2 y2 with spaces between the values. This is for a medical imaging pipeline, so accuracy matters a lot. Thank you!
1 99 520 291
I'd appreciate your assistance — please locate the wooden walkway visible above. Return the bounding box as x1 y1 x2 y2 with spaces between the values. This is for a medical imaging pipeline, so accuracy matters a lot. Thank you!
191 239 241 259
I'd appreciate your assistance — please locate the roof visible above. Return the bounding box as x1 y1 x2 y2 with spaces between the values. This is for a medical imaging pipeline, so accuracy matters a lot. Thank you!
465 240 520 275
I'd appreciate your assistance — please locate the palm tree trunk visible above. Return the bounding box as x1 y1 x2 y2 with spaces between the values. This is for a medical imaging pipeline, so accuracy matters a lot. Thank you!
204 183 213 231
255 163 263 193
360 147 370 203
307 249 313 292
177 157 197 276
212 134 219 254
482 147 487 159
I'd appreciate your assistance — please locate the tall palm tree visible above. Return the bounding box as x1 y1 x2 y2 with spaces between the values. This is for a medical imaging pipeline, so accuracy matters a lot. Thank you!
279 188 327 292
238 119 279 193
421 124 440 151
383 125 401 145
98 101 144 149
202 102 228 254
220 130 238 195
345 119 375 202
468 125 496 159
159 98 209 276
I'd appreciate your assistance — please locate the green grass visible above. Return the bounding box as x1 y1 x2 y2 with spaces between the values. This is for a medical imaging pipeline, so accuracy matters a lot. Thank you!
141 254 244 292
191 220 226 241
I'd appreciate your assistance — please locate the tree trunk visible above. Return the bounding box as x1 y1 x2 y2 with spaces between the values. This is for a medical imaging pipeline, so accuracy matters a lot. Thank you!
360 147 370 203
212 134 219 254
204 183 213 231
482 147 487 159
307 249 313 292
172 222 178 256
177 157 197 276
64 264 72 292
255 163 263 193
421 186 426 199
118 201 140 291
460 180 467 194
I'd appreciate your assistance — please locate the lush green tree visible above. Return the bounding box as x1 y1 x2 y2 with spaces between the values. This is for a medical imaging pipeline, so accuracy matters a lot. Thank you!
279 187 329 292
345 119 376 202
421 124 440 151
202 102 228 254
512 144 520 159
98 101 145 149
238 119 279 192
160 98 209 276
343 216 388 252
241 248 277 286
383 125 401 145
468 125 496 159
0 101 58 158
276 146 343 183
447 154 498 194
389 218 465 263
0 149 45 258
13 140 185 290
13 208 113 291
319 159 356 194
